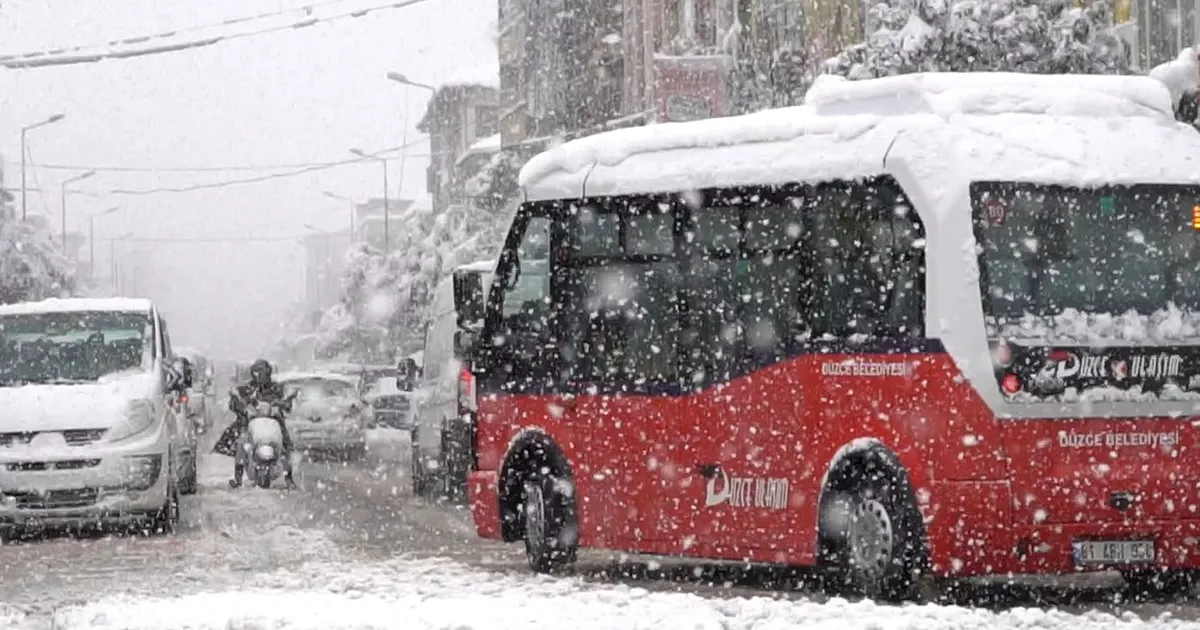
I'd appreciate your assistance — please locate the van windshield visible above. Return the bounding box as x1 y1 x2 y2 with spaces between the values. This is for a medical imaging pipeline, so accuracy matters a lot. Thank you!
0 311 152 385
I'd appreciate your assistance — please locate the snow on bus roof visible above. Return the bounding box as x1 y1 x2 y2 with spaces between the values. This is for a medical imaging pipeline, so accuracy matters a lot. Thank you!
804 72 1175 118
520 71 1200 201
0 297 154 316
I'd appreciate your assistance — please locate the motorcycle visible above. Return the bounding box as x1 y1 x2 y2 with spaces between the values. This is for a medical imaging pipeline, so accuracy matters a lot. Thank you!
233 393 297 489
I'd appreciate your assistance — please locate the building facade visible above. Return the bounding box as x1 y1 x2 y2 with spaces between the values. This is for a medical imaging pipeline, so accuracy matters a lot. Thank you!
353 196 416 252
303 228 353 329
416 78 500 213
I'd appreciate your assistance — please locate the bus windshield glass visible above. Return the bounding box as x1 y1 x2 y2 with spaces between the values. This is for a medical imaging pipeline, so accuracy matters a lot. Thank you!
971 182 1200 341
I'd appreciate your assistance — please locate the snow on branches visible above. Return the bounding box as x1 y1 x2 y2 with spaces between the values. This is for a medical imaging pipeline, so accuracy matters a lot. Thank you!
0 212 74 304
826 0 1129 80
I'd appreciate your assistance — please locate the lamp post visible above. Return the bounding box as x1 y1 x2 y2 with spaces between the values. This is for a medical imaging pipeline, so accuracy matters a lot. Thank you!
385 72 436 93
350 148 390 254
60 170 95 250
386 72 435 212
303 224 328 312
322 190 356 240
20 113 65 221
89 206 119 277
109 231 133 293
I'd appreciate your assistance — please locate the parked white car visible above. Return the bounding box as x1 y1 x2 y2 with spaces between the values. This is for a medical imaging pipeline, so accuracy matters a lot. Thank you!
0 297 193 536
279 372 371 460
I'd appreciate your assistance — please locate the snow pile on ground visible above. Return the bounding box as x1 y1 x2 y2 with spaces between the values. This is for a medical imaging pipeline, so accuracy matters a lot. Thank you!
46 557 1200 629
0 604 26 627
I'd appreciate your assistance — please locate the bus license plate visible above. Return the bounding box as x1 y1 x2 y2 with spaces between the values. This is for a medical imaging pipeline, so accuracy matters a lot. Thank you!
1073 540 1155 566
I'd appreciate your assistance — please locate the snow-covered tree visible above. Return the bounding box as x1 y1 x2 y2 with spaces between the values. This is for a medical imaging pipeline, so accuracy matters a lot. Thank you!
826 0 1130 79
305 150 518 364
0 210 74 304
1149 47 1200 126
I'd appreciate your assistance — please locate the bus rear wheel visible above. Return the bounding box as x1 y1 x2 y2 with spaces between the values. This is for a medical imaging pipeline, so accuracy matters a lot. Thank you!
522 474 577 574
836 466 925 601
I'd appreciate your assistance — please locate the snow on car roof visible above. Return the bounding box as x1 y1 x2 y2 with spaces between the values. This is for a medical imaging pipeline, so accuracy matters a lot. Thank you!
520 72 1200 203
457 259 495 273
0 297 154 316
276 371 360 385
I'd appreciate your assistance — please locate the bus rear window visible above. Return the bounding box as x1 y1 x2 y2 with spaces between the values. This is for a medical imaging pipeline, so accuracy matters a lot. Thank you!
971 182 1200 332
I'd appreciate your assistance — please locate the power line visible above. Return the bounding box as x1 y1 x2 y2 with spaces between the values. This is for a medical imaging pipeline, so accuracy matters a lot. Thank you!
6 149 433 173
1 0 441 69
104 138 426 195
95 234 310 243
0 0 362 61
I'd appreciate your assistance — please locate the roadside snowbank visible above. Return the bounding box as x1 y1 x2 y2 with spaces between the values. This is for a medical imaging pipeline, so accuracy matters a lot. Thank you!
48 558 1200 629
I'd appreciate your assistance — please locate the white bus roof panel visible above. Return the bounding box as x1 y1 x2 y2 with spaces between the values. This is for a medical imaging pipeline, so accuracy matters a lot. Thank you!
521 72 1200 203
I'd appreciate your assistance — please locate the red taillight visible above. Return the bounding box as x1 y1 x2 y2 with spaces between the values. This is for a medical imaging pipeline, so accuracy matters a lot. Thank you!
458 367 475 411
1002 373 1021 394
179 394 189 404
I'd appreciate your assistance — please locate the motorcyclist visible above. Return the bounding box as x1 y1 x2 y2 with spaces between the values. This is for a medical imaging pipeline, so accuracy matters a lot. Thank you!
217 359 295 489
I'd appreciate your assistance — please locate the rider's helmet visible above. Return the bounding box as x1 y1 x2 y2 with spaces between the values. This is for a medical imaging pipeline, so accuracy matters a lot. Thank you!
249 359 273 386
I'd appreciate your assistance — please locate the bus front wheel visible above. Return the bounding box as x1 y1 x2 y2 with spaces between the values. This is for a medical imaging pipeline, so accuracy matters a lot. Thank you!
521 474 578 574
836 463 926 601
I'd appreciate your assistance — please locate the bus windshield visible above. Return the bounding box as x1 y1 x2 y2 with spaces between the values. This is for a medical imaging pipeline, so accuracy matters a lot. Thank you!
971 182 1200 340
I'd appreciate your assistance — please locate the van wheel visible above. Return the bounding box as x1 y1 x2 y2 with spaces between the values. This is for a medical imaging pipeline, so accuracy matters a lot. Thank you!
152 477 181 535
179 452 198 495
835 462 925 601
522 474 577 574
410 429 430 498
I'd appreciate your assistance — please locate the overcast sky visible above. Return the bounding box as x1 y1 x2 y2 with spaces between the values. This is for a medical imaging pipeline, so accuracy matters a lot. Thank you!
0 0 497 360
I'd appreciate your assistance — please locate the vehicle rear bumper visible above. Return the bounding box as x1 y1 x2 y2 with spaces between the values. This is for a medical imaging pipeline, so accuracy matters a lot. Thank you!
468 470 502 540
928 479 1200 576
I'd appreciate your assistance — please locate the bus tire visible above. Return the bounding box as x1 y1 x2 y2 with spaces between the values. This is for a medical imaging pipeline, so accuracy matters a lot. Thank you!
521 473 577 574
1122 569 1196 599
837 458 926 601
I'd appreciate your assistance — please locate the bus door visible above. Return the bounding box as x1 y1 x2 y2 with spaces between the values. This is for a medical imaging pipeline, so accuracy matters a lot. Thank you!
673 193 810 559
558 199 683 551
474 205 599 529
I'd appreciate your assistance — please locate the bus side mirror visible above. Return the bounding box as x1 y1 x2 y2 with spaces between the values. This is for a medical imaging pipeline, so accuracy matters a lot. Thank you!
453 269 485 330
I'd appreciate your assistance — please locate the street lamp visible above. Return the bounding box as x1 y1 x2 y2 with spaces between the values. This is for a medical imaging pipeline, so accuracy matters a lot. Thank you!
20 113 65 221
350 148 390 254
61 170 95 250
386 71 436 93
109 231 134 293
322 190 356 238
303 224 330 312
89 206 119 277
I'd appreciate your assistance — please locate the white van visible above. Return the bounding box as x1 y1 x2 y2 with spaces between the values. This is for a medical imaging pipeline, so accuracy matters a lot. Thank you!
411 260 494 499
0 297 193 535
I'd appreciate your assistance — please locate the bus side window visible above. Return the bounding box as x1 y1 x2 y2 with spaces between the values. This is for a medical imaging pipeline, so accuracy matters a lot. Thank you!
807 177 925 341
565 197 680 386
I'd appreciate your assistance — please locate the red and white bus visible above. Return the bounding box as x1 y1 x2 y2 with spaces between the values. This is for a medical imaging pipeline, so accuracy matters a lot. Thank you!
449 72 1200 600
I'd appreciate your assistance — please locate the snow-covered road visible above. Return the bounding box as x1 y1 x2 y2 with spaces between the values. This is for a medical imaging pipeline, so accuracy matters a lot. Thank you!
5 422 1200 628
4 556 1200 630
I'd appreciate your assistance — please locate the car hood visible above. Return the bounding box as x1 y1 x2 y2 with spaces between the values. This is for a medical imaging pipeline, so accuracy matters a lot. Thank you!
0 371 157 433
